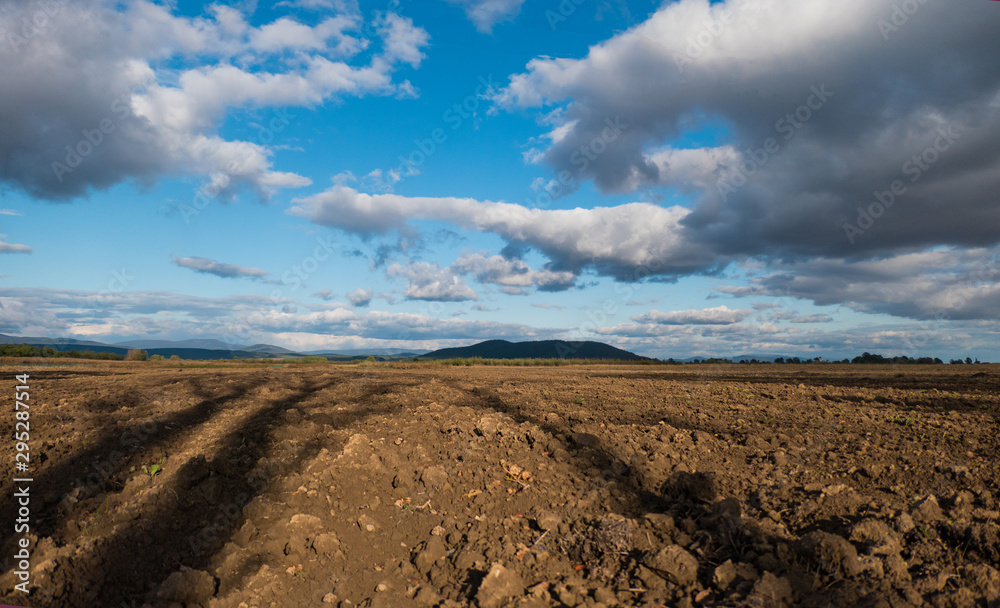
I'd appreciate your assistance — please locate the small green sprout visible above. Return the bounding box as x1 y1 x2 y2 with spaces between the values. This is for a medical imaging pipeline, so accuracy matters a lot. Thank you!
83 494 111 536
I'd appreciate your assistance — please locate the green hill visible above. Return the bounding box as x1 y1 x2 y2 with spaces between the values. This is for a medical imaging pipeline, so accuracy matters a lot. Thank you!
417 339 647 361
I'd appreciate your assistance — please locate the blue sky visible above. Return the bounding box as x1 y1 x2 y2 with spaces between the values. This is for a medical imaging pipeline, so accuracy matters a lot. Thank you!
1 0 999 359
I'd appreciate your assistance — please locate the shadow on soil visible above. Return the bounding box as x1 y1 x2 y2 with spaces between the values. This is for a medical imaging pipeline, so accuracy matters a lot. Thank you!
0 373 410 606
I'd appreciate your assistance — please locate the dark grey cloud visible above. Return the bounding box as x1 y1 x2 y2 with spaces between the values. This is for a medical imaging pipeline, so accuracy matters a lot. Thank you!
171 256 269 280
716 248 1000 321
752 302 783 311
498 0 1000 264
787 314 833 324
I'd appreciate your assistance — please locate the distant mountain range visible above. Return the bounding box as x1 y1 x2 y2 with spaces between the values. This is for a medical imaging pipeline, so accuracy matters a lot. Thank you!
112 339 421 358
0 334 837 363
113 338 238 350
0 335 118 348
417 339 648 361
0 334 421 361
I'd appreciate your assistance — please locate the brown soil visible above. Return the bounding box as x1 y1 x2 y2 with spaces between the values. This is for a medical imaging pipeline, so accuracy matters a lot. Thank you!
1 362 999 608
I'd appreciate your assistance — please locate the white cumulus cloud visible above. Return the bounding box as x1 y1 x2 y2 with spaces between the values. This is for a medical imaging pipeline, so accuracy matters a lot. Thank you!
0 1 429 201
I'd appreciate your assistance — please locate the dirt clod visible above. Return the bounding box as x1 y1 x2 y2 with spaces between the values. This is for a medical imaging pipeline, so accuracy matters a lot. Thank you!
964 564 1000 602
476 562 524 608
156 569 217 604
749 572 793 608
534 510 562 532
798 531 862 577
421 466 449 489
913 494 945 522
648 544 699 587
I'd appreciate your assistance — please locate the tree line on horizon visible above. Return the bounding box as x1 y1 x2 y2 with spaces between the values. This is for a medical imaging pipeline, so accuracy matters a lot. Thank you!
0 344 125 360
676 352 983 365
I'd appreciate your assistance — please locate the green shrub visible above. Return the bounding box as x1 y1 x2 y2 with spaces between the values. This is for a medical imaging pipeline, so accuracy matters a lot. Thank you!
150 354 165 361
0 344 42 357
126 349 149 361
